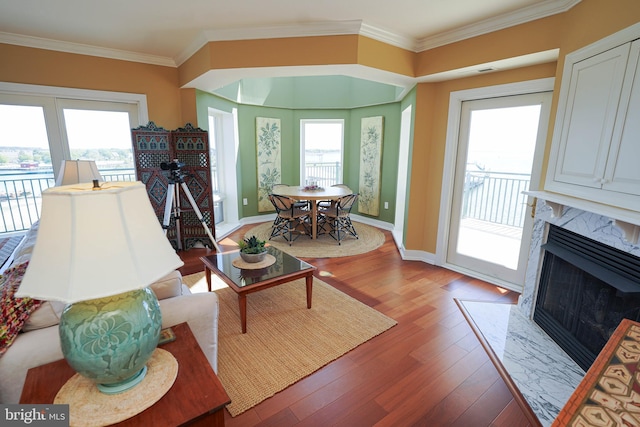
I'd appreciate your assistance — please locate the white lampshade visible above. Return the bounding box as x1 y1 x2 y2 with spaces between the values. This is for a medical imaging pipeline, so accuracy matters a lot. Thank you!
17 181 184 303
55 160 103 186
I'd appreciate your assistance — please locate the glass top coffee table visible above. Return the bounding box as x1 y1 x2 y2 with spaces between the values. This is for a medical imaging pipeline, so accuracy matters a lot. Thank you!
200 246 316 333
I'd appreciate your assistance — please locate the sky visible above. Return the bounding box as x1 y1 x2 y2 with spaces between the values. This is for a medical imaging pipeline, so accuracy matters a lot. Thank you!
467 105 541 174
302 121 343 151
0 105 132 150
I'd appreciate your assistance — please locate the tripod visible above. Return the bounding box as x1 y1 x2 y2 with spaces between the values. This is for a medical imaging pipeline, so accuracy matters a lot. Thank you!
161 162 222 253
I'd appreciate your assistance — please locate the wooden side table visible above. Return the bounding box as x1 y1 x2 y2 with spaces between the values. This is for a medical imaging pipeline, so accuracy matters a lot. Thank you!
20 323 230 426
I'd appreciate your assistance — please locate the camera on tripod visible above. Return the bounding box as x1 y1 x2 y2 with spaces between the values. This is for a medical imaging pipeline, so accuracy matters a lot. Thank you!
159 157 221 252
160 160 185 171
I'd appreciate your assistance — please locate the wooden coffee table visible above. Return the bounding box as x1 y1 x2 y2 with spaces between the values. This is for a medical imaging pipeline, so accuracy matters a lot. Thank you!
201 245 316 333
20 323 231 426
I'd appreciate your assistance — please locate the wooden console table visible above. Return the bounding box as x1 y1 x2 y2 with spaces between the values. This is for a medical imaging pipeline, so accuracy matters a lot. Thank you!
20 323 230 426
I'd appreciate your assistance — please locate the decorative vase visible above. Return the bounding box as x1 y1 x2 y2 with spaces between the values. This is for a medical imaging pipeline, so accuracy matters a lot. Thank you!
240 251 267 263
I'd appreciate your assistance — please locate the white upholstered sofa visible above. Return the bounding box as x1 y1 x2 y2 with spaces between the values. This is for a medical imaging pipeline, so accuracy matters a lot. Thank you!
0 222 220 403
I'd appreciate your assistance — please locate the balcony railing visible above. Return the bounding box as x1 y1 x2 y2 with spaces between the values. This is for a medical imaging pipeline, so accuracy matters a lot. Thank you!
0 166 226 234
0 165 530 235
305 162 342 188
462 170 531 228
0 169 136 234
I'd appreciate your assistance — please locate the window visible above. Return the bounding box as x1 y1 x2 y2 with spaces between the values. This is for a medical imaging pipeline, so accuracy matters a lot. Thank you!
208 114 223 225
58 99 138 176
300 119 344 187
208 107 240 238
0 83 146 232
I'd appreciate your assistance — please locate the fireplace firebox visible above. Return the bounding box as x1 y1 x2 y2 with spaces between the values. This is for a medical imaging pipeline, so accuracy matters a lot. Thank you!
534 224 640 371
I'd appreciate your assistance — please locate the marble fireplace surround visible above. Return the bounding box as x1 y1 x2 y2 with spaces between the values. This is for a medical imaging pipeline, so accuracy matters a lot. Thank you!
459 191 640 426
519 193 640 318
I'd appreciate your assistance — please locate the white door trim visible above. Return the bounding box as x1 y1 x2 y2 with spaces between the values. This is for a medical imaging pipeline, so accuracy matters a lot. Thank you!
392 104 412 249
436 78 555 276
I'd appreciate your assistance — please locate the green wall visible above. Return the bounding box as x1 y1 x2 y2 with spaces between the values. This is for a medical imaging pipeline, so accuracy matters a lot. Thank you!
348 103 400 224
196 90 403 224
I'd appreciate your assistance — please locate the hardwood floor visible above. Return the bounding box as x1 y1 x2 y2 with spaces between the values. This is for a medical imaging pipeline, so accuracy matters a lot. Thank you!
177 223 537 427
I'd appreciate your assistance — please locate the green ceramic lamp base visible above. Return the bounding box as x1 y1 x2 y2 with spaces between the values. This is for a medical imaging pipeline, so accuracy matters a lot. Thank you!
59 288 162 394
96 365 148 394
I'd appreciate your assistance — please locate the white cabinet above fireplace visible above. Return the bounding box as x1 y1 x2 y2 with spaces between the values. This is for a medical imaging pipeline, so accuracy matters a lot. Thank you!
545 24 640 213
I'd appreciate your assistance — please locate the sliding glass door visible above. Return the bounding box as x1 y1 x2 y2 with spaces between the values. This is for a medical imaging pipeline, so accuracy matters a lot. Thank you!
0 85 146 232
446 92 552 287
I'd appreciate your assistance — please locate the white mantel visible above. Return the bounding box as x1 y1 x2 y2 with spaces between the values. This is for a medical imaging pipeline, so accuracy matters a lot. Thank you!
518 192 640 318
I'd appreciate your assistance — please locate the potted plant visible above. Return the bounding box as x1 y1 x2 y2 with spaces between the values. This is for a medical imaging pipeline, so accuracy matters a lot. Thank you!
238 235 267 263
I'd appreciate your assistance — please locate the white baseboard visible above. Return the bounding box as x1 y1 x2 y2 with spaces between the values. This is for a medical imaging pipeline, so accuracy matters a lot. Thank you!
400 248 437 264
231 214 440 266
349 214 393 231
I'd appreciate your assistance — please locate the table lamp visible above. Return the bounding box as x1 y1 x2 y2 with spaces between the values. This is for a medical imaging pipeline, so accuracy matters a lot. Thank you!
16 181 184 394
55 159 103 186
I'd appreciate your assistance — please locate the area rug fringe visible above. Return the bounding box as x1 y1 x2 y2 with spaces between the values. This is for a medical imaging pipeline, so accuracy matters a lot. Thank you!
182 273 396 416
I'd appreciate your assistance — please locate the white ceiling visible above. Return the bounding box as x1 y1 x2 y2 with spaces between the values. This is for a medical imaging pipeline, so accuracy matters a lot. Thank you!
0 0 578 104
0 0 579 63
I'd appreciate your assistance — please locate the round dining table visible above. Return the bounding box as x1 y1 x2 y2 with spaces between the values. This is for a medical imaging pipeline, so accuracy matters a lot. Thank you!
274 186 353 239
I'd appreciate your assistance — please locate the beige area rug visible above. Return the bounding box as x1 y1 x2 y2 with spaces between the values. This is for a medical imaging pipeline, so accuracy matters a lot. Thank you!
182 272 397 416
244 221 385 258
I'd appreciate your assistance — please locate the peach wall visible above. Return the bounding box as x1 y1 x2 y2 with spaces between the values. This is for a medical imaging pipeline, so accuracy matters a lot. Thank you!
560 0 640 53
179 35 361 87
2 0 640 255
179 89 198 126
178 44 213 91
178 35 415 87
0 44 184 128
408 0 640 254
356 36 415 77
405 83 435 251
415 14 565 77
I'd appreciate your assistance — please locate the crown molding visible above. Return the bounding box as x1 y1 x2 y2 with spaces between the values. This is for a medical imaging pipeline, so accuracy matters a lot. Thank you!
176 20 418 65
205 20 363 41
0 31 177 67
359 22 417 51
176 20 367 65
416 0 582 51
2 0 580 67
177 1 579 63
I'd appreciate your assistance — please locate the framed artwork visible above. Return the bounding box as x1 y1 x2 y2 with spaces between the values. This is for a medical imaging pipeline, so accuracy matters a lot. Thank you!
358 116 384 216
256 117 282 212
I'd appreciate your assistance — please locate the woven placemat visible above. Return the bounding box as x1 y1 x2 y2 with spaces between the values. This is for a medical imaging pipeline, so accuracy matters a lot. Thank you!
54 348 178 427
232 253 276 269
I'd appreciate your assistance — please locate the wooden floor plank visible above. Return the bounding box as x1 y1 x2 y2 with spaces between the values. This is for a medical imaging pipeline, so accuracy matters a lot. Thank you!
451 375 517 427
179 224 534 427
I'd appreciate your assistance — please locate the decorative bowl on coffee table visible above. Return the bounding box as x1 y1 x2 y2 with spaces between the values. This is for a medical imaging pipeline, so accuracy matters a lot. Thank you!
240 251 267 263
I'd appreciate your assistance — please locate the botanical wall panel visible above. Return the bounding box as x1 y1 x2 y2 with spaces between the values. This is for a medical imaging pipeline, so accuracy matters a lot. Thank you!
256 117 282 212
358 116 384 216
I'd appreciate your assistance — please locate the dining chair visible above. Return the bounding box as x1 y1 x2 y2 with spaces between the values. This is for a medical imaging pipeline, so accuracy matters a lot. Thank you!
268 194 311 245
317 193 359 244
317 184 352 209
272 184 309 209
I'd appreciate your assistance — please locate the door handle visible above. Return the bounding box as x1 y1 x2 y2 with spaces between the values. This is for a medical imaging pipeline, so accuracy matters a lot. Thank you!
527 198 538 218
